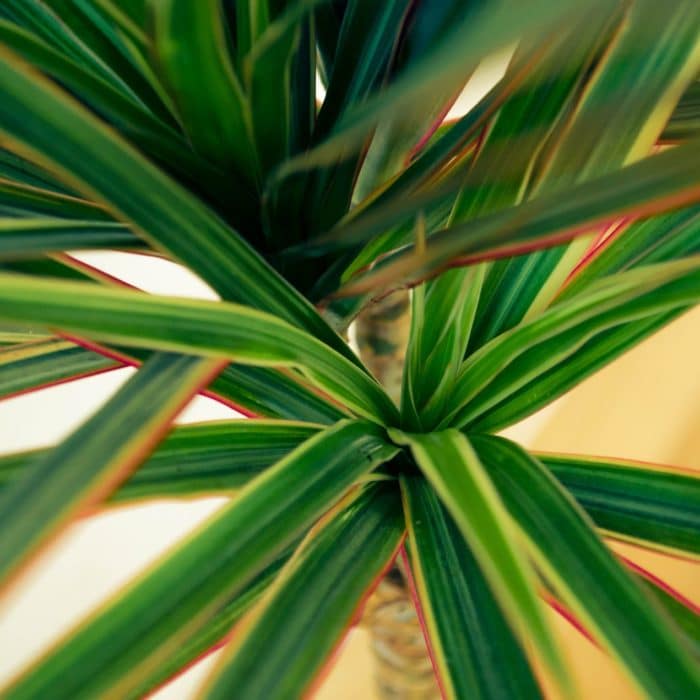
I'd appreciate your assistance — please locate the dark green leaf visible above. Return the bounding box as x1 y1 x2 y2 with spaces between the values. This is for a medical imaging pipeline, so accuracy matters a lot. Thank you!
401 475 543 700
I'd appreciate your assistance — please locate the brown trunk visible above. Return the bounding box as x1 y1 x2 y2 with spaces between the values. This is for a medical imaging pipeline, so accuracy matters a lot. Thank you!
355 291 440 699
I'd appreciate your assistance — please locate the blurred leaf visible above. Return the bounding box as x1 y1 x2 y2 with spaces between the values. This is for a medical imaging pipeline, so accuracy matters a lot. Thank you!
278 0 602 174
0 352 223 586
0 218 141 259
338 139 700 297
630 563 700 660
560 205 700 300
1 420 397 699
479 0 700 334
401 475 543 700
472 435 700 700
151 0 259 184
244 1 321 176
663 79 700 142
202 482 404 699
0 179 109 219
40 0 178 123
0 17 206 184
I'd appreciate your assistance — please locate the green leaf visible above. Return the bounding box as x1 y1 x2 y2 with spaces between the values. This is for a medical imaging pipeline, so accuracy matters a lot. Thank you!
202 482 404 699
663 79 700 142
390 429 570 693
1 254 349 424
559 205 700 301
0 0 147 106
244 1 321 176
471 310 680 432
339 139 700 297
151 0 259 183
0 17 204 184
0 178 109 219
39 0 177 123
279 0 602 174
481 1 700 333
471 435 700 700
0 45 359 367
0 273 397 424
1 420 397 699
631 564 700 660
401 475 543 700
0 419 321 504
539 453 700 558
0 338 117 399
210 365 348 424
0 148 72 194
444 259 700 429
129 550 291 699
401 266 483 431
0 352 222 586
0 218 140 258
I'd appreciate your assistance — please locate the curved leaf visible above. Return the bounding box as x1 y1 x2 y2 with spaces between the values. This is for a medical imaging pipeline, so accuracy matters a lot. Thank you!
0 273 397 424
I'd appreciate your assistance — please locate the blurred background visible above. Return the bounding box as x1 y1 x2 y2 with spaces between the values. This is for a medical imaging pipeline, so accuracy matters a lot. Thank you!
0 250 697 699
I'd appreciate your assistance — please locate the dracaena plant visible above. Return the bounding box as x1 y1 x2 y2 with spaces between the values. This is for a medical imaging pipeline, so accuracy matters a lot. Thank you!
0 0 699 698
